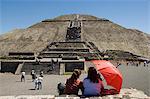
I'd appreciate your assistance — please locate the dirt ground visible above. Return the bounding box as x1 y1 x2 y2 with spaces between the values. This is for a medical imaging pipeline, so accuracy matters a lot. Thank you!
0 62 149 96
0 73 87 96
0 73 149 98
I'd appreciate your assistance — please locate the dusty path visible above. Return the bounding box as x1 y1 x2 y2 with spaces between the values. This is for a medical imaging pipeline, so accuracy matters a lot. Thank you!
0 62 149 96
0 74 86 96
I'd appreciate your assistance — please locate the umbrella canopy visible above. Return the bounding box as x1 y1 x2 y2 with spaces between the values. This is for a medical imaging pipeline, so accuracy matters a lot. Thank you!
92 60 123 92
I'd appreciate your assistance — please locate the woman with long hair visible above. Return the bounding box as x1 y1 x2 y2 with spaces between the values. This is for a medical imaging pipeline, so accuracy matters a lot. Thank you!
64 69 83 95
57 69 83 95
83 67 104 96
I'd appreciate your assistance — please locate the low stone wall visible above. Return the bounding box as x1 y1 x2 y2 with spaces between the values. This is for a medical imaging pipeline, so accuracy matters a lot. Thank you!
0 88 149 99
0 62 20 73
0 61 85 75
21 62 57 74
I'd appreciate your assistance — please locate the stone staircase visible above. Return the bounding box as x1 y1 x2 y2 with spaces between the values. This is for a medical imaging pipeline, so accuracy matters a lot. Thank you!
15 62 24 75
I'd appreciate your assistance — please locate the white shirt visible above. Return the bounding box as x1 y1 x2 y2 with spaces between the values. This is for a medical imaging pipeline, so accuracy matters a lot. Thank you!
83 78 103 96
34 78 38 84
31 70 35 75
38 77 43 83
22 72 25 76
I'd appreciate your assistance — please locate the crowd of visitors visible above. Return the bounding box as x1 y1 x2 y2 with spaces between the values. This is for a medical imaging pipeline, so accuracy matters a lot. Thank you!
16 59 149 97
20 69 44 90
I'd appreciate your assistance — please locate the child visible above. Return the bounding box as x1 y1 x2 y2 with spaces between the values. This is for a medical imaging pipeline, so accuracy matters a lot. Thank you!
34 77 38 90
38 76 43 90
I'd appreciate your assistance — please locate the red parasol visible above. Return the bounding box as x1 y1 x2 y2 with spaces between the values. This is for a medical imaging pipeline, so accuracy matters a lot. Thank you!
92 60 123 92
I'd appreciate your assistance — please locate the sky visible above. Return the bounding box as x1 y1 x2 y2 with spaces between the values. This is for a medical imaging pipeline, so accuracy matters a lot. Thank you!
0 0 149 35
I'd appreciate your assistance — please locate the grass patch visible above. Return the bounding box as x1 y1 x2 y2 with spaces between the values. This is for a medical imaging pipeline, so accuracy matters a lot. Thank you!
63 72 72 75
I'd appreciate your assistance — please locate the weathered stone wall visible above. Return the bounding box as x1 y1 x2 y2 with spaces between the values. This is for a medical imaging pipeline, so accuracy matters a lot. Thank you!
0 88 149 99
21 62 61 75
0 61 85 75
65 62 84 72
0 62 20 73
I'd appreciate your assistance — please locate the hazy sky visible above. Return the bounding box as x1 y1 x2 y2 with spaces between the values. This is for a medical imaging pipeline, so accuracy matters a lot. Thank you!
0 0 149 34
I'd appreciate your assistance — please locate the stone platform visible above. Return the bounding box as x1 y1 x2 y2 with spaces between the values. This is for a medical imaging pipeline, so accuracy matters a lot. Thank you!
1 88 150 99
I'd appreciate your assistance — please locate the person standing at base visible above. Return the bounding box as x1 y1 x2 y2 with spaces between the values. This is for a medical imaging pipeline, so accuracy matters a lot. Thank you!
34 77 38 90
21 71 25 82
40 70 44 77
31 69 36 81
38 76 43 90
83 67 104 96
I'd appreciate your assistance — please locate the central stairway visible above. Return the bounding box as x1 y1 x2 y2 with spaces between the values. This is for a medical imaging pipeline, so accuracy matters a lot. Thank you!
20 15 102 74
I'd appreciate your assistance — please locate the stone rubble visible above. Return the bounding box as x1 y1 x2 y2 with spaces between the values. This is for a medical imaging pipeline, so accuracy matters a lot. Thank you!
0 88 149 99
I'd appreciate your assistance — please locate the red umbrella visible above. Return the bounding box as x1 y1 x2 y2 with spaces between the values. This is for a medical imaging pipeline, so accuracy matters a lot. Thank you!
91 60 123 92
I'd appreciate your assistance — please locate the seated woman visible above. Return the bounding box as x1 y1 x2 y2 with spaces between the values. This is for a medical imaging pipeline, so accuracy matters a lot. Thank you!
57 69 83 95
83 67 104 96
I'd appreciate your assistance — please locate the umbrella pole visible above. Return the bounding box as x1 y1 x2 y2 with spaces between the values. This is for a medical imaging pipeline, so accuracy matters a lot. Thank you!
116 63 121 68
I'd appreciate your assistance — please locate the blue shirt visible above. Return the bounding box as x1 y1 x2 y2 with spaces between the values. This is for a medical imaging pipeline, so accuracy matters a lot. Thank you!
83 78 103 96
